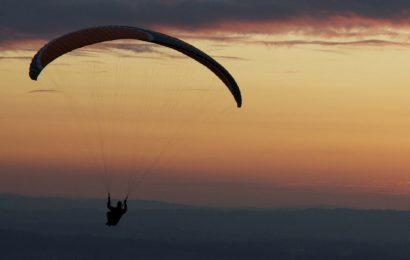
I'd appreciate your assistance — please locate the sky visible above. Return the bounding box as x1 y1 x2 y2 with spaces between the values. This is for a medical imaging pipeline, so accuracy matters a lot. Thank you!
1 0 410 209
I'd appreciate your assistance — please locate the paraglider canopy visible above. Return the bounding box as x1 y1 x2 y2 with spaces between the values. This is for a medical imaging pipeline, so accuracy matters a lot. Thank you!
29 25 242 107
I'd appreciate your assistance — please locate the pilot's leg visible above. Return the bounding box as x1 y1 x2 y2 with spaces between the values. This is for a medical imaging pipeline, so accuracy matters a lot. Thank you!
106 212 113 226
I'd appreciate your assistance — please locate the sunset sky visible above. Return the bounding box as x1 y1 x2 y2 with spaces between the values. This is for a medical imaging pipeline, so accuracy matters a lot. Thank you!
2 0 410 209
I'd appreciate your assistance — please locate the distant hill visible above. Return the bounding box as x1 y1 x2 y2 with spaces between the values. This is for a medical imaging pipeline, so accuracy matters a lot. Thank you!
2 193 410 259
0 193 194 211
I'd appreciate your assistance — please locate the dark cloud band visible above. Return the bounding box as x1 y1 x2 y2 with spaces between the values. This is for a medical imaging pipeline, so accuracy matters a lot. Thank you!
1 0 410 45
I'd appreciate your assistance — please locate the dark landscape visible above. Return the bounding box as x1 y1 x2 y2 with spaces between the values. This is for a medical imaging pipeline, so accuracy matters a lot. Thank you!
1 194 410 259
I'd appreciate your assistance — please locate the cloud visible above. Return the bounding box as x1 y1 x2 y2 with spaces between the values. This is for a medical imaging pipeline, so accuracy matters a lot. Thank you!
27 89 60 94
0 56 31 60
213 55 248 61
100 42 246 60
1 0 410 48
101 42 187 59
98 42 156 54
255 39 410 47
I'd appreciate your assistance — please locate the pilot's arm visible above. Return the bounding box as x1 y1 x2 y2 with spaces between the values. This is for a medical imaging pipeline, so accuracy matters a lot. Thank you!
123 196 128 213
107 193 113 210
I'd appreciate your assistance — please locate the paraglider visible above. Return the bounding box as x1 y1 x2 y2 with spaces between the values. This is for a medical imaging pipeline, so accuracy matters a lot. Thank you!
29 25 242 107
28 26 242 226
